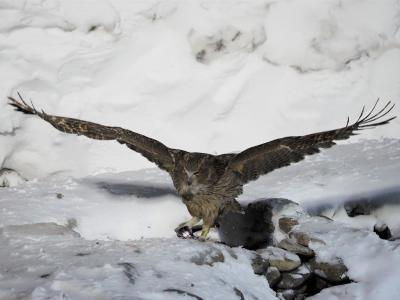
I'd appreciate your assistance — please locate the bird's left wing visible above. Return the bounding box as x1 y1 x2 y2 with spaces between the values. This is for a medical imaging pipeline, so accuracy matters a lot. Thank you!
224 100 396 188
8 94 176 173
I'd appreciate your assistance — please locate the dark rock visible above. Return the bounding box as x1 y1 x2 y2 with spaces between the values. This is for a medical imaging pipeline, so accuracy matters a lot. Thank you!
217 198 300 249
277 289 295 300
308 258 348 282
251 253 269 275
374 222 392 240
266 266 281 287
217 199 277 249
344 200 373 217
279 217 299 233
278 239 315 257
276 265 311 289
278 284 307 300
306 274 333 295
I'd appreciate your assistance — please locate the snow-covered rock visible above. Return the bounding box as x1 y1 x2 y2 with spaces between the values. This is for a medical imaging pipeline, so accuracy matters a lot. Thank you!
0 168 26 187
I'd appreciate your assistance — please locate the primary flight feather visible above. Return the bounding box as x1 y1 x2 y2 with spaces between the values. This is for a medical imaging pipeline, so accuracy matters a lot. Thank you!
8 94 396 239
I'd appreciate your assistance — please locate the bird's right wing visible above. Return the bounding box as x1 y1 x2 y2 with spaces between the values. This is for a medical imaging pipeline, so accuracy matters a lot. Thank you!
227 100 396 186
8 94 177 173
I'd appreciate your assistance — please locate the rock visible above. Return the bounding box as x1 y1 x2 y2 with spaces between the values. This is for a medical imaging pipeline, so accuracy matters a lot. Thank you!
306 275 332 295
279 217 299 233
308 258 348 282
266 266 281 287
277 284 307 300
374 222 392 240
289 231 325 247
251 253 269 275
278 239 315 257
277 289 295 300
344 200 373 217
0 168 26 187
190 248 225 266
217 199 276 249
258 247 301 272
276 265 311 289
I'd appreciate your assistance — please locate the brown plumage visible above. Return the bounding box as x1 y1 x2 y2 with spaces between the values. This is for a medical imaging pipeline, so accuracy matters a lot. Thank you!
8 93 396 239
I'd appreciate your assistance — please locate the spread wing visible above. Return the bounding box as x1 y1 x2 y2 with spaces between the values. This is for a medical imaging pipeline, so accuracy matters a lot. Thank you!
212 100 396 199
8 94 176 173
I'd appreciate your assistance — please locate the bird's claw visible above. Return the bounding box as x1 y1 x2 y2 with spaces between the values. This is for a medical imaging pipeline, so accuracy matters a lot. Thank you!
194 235 208 242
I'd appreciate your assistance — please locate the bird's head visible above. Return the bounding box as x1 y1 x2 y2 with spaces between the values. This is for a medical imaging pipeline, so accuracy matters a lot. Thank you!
173 153 220 198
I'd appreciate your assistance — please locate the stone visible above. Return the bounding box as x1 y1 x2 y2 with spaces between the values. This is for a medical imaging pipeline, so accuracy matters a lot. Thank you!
374 222 392 240
289 231 325 247
217 199 277 249
344 200 373 217
251 253 269 275
266 266 281 287
0 168 26 187
278 284 307 300
278 239 315 257
277 289 295 300
258 247 301 272
308 258 348 282
279 217 299 233
306 275 332 295
276 265 311 289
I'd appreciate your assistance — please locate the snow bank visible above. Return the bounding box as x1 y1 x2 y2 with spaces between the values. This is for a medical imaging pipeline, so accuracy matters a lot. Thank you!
1 0 399 179
0 226 274 300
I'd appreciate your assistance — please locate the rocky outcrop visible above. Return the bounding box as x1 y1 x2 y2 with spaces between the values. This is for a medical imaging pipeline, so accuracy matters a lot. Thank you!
217 198 353 298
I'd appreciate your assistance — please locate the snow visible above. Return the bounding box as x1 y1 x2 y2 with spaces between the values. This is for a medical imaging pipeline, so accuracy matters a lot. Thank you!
0 226 273 300
1 0 400 299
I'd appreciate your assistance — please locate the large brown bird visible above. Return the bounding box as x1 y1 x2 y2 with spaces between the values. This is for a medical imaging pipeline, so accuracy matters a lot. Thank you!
8 94 396 239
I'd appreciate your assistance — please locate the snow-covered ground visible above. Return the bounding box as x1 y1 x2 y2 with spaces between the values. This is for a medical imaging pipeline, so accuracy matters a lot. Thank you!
1 0 400 299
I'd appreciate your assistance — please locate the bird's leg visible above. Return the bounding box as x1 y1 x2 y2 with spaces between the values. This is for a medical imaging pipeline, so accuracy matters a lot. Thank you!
175 217 200 238
199 225 210 240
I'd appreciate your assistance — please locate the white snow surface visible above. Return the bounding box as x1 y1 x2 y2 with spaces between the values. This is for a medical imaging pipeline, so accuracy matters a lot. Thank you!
1 0 400 178
1 0 400 299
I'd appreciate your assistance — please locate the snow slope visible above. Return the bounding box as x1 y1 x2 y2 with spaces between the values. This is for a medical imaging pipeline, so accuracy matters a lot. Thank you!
1 0 399 178
1 0 400 299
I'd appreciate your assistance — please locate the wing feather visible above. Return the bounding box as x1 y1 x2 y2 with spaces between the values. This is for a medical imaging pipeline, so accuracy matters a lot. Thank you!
8 94 176 173
213 100 396 199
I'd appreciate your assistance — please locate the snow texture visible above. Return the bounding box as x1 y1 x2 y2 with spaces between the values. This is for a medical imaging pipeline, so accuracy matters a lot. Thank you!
1 0 400 299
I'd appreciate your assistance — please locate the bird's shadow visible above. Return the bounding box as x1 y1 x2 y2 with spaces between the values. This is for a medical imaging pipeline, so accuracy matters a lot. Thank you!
94 181 178 199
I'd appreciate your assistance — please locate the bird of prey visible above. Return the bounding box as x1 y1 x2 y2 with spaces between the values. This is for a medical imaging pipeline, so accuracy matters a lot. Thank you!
8 94 396 239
